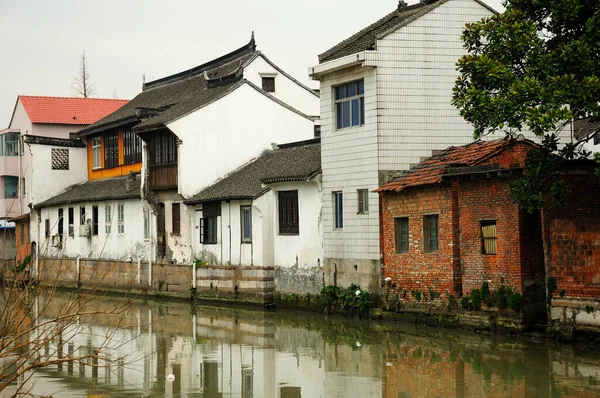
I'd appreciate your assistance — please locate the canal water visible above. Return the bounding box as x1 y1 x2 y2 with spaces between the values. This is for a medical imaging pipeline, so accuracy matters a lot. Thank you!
4 291 600 397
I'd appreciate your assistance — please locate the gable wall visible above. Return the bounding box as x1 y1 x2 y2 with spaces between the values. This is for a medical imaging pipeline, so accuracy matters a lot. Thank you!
169 83 315 198
244 56 320 117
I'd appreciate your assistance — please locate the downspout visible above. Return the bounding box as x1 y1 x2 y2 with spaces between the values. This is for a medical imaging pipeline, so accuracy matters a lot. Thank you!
76 255 81 288
17 136 22 215
228 201 232 265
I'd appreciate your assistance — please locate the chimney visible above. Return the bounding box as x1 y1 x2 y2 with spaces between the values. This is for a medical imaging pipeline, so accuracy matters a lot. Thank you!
398 0 408 9
125 172 136 192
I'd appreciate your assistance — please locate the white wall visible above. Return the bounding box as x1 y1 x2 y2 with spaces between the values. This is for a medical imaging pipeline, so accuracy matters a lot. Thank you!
169 82 315 198
191 180 321 268
270 181 322 268
8 101 32 133
28 143 88 207
37 199 151 261
318 65 380 261
243 55 320 117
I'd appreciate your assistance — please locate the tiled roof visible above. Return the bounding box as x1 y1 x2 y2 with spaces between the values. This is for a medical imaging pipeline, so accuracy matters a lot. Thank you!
35 174 141 208
24 134 86 148
318 0 496 63
17 96 128 125
185 140 321 204
318 1 444 63
376 139 533 193
79 37 259 136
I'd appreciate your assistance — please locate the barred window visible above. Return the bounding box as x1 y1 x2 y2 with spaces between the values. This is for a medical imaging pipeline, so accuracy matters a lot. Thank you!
394 217 409 253
149 130 177 166
104 131 119 168
172 203 180 235
124 129 142 164
118 204 125 235
424 215 439 253
481 220 497 255
105 205 112 235
51 148 69 170
200 217 217 244
278 190 299 235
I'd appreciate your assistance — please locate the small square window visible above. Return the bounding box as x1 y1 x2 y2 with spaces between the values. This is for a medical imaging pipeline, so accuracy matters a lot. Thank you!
241 206 252 243
357 189 369 214
481 220 497 255
51 148 69 170
424 215 439 253
262 77 275 93
394 217 409 253
333 192 343 229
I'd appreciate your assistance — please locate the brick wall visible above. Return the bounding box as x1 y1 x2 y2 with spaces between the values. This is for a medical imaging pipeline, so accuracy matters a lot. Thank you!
457 179 528 294
381 184 457 299
546 172 600 299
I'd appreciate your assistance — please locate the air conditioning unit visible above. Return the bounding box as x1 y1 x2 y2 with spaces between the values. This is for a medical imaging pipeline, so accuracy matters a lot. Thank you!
78 224 91 238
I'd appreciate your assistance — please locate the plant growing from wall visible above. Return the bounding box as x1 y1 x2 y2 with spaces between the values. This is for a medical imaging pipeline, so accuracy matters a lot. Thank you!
15 255 31 274
411 290 422 302
320 284 376 317
194 258 205 269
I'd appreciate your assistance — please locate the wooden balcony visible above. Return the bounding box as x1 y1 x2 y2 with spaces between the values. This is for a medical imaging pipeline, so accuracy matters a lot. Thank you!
150 164 178 190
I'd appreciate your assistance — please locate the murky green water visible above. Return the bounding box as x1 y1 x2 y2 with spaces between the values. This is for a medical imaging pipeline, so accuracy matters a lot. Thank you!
4 292 600 397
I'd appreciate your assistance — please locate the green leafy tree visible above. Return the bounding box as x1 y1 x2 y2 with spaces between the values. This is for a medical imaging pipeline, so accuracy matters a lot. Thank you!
452 0 600 210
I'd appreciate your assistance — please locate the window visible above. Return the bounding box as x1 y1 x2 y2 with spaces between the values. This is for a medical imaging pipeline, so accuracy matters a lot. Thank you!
105 205 112 234
92 206 98 236
357 189 369 214
262 77 275 93
334 80 365 129
4 176 17 198
45 219 50 238
481 220 497 255
2 132 19 156
92 137 101 169
80 206 86 225
278 190 299 235
68 207 74 237
424 215 439 252
57 208 64 242
104 131 119 169
124 129 142 164
143 208 150 240
394 217 409 253
333 191 343 229
241 206 252 243
51 148 69 170
172 203 180 235
201 217 218 244
149 130 177 166
118 204 124 235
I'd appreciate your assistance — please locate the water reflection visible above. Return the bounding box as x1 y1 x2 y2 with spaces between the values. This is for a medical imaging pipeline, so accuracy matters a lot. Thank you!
3 292 600 397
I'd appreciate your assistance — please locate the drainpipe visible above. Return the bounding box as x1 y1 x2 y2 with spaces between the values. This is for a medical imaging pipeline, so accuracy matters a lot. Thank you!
228 201 232 265
137 256 141 284
76 255 81 287
149 215 153 287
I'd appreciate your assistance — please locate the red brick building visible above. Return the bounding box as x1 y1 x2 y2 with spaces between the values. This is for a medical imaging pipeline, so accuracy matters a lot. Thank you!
377 139 545 300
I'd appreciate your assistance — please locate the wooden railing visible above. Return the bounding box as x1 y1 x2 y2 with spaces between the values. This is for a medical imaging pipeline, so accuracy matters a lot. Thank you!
150 164 178 190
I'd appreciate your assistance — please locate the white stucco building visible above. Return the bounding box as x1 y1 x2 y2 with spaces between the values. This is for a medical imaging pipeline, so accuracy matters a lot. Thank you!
308 0 501 290
184 140 323 293
73 34 320 265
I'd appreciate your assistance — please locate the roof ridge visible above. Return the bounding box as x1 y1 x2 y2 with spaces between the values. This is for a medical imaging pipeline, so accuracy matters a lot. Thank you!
19 95 128 102
318 1 432 63
143 34 257 91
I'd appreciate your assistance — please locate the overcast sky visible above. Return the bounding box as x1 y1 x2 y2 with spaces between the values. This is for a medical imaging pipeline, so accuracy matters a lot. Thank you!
0 0 503 128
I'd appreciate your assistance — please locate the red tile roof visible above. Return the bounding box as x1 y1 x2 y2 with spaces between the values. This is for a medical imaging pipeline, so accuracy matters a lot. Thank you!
18 96 128 125
376 139 535 193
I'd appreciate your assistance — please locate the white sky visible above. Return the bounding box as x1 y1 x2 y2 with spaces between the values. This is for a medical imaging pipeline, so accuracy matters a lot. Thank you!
0 0 503 128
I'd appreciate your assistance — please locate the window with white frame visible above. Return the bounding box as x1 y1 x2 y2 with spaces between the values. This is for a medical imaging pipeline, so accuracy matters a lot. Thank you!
333 191 343 229
334 80 365 129
92 137 101 169
118 204 124 235
105 205 111 235
241 206 251 243
357 189 369 214
143 208 150 240
201 217 218 244
68 207 74 237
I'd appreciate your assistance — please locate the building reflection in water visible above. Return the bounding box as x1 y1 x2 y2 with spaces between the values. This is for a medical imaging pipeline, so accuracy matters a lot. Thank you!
3 293 600 398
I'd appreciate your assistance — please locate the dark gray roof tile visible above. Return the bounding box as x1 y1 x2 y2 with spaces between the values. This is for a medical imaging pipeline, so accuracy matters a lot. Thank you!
24 135 86 148
35 174 141 208
185 141 321 204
